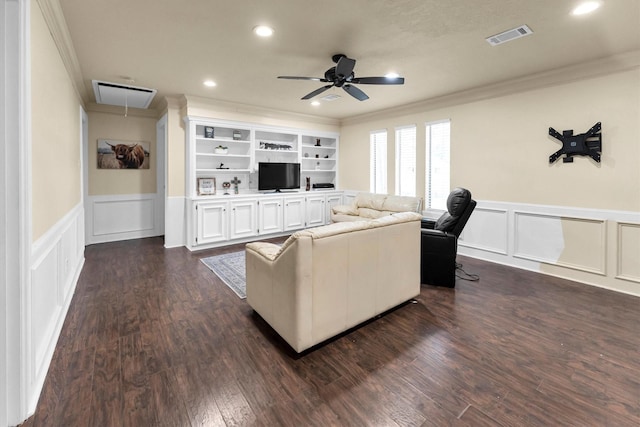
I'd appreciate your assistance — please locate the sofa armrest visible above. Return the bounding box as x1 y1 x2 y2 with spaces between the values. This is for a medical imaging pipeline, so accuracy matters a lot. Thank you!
245 241 281 261
331 204 359 216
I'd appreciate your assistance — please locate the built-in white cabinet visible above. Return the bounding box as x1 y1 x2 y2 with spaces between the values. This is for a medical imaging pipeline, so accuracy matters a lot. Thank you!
258 197 283 235
229 200 257 240
195 201 228 245
305 195 325 227
284 196 306 231
190 191 343 250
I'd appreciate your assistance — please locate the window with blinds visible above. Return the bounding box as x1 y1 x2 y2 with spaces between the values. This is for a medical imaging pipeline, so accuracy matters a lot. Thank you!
425 120 451 210
395 125 416 196
370 130 387 194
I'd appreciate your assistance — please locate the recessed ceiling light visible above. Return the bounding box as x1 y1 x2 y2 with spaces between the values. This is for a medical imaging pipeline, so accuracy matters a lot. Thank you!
385 72 400 79
572 1 601 15
311 101 320 106
253 25 274 37
203 80 216 87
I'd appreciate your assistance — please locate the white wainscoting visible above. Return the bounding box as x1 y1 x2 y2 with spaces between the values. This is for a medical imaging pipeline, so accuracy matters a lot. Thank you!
617 222 640 283
86 193 164 244
457 200 640 296
459 207 508 255
28 203 84 414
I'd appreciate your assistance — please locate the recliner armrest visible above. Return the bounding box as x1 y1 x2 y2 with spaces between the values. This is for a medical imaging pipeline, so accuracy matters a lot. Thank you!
421 219 436 229
421 229 457 253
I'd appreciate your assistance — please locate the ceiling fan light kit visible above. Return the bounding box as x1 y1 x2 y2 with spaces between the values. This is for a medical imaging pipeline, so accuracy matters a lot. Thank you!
278 54 405 101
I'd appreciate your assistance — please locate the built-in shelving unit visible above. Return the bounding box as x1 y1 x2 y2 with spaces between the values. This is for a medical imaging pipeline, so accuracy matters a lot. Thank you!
254 129 299 165
185 117 339 198
193 123 252 175
300 134 338 188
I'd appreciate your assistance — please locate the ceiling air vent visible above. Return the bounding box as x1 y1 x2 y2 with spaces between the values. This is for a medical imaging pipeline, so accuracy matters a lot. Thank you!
321 94 341 101
486 25 533 46
92 80 157 109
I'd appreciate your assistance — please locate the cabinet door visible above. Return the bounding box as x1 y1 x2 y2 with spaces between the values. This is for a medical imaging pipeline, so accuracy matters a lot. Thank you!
258 197 283 235
325 193 343 224
196 201 228 245
283 196 305 231
230 200 257 240
305 195 325 227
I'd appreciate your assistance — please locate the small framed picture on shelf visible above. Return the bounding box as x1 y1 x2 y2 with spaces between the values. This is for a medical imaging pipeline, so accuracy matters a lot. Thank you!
204 126 215 138
197 177 216 195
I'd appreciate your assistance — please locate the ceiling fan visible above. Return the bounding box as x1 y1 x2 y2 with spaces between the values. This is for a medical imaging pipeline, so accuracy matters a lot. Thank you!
278 54 405 101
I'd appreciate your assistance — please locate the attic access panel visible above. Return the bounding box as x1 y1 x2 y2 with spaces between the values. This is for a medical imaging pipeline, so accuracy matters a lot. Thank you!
92 80 157 109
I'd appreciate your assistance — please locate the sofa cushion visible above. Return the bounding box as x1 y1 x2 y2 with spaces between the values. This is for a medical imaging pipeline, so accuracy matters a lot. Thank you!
382 195 422 213
355 193 387 210
330 213 368 222
359 207 393 219
331 204 359 216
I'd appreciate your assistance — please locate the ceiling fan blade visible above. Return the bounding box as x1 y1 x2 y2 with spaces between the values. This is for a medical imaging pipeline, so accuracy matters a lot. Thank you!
278 76 325 81
351 76 405 85
343 84 369 101
301 85 333 100
335 56 356 78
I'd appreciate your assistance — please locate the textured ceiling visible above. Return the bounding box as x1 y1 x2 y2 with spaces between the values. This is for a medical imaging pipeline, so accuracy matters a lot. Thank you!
56 0 640 119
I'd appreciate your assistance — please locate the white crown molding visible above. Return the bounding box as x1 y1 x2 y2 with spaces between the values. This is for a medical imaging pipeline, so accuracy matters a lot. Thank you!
184 95 341 128
342 49 640 125
35 0 87 106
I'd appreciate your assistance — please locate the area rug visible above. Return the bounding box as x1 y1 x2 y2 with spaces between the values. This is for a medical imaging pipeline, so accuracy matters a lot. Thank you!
200 251 246 299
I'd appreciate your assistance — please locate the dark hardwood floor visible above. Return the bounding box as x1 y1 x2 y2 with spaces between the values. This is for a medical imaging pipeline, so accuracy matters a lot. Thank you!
20 236 639 426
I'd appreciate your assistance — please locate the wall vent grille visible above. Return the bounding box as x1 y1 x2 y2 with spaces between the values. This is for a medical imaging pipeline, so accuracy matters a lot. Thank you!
486 25 533 46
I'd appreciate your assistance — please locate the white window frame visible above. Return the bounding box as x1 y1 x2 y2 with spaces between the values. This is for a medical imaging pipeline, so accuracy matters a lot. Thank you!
425 119 451 210
370 129 387 194
395 125 417 197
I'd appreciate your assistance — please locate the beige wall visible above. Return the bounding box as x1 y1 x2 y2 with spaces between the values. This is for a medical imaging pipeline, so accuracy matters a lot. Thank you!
31 0 82 241
165 100 186 197
87 110 157 196
339 68 640 212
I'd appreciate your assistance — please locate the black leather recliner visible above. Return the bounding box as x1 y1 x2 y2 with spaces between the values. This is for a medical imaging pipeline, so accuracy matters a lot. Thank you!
421 187 476 287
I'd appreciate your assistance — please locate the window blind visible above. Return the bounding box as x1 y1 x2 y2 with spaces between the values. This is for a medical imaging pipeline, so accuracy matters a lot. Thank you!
395 125 416 196
370 130 387 194
425 120 451 209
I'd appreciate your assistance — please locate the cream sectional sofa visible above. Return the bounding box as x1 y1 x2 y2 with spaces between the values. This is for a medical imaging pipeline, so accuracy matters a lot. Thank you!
331 192 423 222
246 211 422 353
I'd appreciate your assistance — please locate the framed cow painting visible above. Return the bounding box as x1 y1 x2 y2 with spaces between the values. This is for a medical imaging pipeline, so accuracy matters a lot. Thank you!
97 139 150 169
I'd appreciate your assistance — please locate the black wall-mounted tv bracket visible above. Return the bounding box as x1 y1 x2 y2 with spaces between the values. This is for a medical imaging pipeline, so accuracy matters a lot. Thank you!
548 122 601 163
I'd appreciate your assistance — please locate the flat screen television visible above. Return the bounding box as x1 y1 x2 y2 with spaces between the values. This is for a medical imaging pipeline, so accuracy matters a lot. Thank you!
258 162 300 192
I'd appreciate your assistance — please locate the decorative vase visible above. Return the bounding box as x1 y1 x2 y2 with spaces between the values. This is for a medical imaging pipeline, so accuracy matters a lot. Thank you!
305 177 310 191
